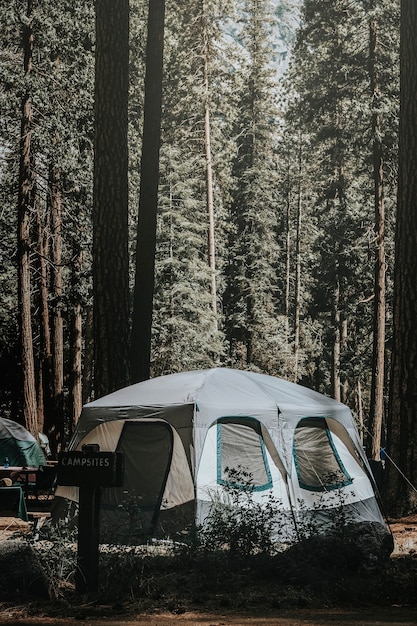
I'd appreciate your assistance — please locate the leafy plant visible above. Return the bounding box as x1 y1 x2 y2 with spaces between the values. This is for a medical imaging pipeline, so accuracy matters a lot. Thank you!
195 466 285 560
107 493 149 545
34 519 78 600
294 472 357 542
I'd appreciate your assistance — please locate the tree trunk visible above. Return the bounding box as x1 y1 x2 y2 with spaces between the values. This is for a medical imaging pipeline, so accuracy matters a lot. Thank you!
71 304 83 430
50 164 64 454
293 138 302 382
131 0 165 383
70 242 83 435
82 305 94 404
202 0 218 323
367 17 386 462
70 246 83 432
35 200 51 435
94 0 130 397
385 0 417 516
357 378 364 445
339 317 348 404
285 154 291 340
333 164 347 403
17 0 38 435
332 277 341 402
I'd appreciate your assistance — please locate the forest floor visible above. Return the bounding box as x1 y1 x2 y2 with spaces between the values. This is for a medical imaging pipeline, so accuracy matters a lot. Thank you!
0 514 416 626
387 513 417 556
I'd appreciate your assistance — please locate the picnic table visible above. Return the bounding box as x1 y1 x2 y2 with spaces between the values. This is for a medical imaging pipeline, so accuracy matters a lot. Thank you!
0 466 38 491
0 464 57 514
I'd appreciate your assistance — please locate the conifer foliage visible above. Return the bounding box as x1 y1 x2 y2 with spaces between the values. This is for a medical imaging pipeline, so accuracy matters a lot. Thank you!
150 0 232 375
224 0 285 374
281 0 399 420
1 0 95 452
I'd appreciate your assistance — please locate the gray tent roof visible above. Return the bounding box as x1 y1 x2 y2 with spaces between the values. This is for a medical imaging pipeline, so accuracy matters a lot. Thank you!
74 368 362 473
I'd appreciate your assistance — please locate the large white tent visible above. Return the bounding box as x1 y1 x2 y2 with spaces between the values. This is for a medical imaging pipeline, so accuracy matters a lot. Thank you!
56 368 390 546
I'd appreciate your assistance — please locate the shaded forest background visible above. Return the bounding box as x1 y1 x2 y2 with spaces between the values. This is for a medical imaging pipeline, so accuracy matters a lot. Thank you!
2 0 415 516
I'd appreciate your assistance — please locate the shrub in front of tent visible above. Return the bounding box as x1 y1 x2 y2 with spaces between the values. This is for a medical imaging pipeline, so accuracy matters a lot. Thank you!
189 467 367 564
194 467 287 560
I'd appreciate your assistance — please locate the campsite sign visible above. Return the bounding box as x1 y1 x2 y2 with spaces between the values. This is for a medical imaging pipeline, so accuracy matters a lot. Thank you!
57 446 124 487
57 444 124 592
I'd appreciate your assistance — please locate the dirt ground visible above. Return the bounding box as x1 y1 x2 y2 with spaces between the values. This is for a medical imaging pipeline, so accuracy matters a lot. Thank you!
1 514 417 626
386 513 417 557
1 606 417 626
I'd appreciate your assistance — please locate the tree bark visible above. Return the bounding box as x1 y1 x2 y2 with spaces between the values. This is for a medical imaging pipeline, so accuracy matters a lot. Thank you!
332 276 341 402
340 317 348 405
18 0 38 435
332 164 347 404
202 0 218 323
131 0 165 383
284 153 291 341
82 305 94 404
293 137 302 382
356 378 364 444
50 164 64 453
35 200 51 435
69 240 83 434
385 0 417 516
367 17 386 462
71 300 83 427
94 0 130 397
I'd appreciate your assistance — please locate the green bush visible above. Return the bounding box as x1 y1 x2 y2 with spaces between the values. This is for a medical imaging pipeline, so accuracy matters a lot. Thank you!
32 519 78 600
195 467 285 560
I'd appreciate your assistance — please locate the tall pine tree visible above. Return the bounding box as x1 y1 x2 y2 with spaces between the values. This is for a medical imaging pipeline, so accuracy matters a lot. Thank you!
224 0 285 375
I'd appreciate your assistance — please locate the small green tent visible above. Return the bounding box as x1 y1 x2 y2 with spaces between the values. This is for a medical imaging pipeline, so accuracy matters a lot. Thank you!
0 418 46 467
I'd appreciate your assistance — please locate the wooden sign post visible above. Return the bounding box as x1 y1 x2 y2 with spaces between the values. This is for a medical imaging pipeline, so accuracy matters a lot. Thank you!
57 444 124 592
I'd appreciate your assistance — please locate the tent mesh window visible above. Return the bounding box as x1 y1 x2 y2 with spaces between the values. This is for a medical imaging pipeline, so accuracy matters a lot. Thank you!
293 417 352 492
217 418 272 492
